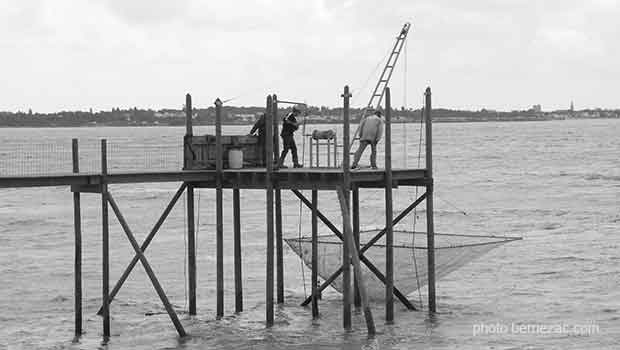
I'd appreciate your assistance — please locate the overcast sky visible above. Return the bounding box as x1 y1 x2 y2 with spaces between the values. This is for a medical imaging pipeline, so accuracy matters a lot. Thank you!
1 0 618 112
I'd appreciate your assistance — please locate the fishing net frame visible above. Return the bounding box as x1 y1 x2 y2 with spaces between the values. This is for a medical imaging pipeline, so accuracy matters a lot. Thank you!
285 230 521 301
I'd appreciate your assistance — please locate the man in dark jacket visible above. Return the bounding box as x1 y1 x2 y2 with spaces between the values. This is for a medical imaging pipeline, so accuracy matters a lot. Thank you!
277 106 303 168
249 113 267 165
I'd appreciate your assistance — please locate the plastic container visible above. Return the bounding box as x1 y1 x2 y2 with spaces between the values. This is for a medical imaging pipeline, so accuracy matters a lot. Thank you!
228 148 243 169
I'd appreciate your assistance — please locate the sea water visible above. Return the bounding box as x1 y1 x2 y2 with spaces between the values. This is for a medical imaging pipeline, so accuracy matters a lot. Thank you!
0 119 618 349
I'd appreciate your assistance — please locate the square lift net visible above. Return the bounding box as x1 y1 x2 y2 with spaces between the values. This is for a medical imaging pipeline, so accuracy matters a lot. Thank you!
285 230 521 300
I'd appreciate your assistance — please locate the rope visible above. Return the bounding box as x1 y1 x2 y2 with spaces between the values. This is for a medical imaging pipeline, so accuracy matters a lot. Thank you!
195 188 200 290
435 195 468 216
350 49 391 107
183 190 188 311
403 39 408 168
411 96 425 308
297 112 309 298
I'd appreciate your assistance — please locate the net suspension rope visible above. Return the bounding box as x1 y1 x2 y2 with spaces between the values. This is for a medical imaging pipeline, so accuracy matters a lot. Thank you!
410 94 425 308
183 190 188 311
297 108 309 298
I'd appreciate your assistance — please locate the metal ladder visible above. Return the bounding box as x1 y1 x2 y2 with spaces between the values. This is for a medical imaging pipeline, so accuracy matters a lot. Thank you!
349 22 411 153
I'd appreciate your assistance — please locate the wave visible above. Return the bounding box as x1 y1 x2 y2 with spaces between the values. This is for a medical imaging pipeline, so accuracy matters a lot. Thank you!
535 256 590 263
584 173 620 181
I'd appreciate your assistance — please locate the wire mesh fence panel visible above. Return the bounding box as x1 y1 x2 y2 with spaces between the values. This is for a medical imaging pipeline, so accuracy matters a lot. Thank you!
0 140 183 176
108 142 183 173
0 142 72 176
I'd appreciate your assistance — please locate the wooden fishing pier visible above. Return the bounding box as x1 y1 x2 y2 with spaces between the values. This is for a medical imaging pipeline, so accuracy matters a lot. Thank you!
0 85 437 338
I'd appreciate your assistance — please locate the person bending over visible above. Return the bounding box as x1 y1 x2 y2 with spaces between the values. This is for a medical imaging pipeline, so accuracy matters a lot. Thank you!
351 110 383 169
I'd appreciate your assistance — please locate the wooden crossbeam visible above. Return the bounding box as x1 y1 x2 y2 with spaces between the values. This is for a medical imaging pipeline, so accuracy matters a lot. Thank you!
294 189 420 310
107 193 186 337
97 184 187 315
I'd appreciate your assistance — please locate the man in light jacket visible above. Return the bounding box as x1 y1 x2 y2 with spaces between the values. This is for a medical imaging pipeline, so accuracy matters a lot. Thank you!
351 110 383 169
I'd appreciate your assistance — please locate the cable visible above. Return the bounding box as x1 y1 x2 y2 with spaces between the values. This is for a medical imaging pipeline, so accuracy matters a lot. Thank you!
297 112 309 298
403 39 408 168
435 195 468 216
350 49 391 107
195 188 200 290
410 96 425 308
183 190 188 311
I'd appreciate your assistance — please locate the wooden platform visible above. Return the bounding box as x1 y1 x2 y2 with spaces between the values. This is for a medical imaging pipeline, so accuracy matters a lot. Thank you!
0 167 430 190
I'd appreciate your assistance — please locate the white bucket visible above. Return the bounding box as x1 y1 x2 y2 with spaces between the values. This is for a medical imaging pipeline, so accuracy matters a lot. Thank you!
228 149 243 169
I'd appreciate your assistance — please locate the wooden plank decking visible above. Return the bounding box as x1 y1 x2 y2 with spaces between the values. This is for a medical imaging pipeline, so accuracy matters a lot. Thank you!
0 167 430 189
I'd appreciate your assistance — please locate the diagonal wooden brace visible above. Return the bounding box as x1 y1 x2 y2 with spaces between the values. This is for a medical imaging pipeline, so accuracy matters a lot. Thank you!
360 192 427 255
107 193 186 337
295 189 425 310
97 184 187 315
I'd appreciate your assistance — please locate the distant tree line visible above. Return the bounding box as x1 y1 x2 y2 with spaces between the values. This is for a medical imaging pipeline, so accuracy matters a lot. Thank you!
0 105 618 127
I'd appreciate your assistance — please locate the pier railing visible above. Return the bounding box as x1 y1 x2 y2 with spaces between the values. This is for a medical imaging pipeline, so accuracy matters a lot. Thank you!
0 141 183 176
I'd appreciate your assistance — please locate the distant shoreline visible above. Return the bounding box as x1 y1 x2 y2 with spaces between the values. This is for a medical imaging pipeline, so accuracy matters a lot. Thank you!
0 116 618 128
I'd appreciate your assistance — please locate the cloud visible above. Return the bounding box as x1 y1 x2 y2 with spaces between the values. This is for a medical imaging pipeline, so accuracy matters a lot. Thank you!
99 0 191 25
0 0 618 111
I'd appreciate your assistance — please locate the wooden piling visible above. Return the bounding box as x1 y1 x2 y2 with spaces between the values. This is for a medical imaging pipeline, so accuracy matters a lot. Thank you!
187 184 196 315
424 87 436 313
272 94 280 164
215 98 224 318
265 95 275 326
101 139 110 337
185 93 192 136
384 88 394 322
352 185 361 307
341 85 352 329
336 188 375 335
311 189 319 318
233 188 243 312
273 95 284 304
72 139 82 336
184 93 192 170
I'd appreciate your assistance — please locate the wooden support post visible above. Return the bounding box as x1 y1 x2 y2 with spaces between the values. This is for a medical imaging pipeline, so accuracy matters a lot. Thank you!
385 87 394 322
185 93 193 136
100 139 110 338
352 185 361 307
341 85 352 329
275 189 284 303
311 189 319 318
265 95 275 326
425 87 436 313
272 94 280 166
187 184 196 315
273 96 284 304
107 194 186 337
337 188 375 335
184 93 192 170
233 188 243 313
215 98 224 318
97 184 187 315
72 139 82 336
